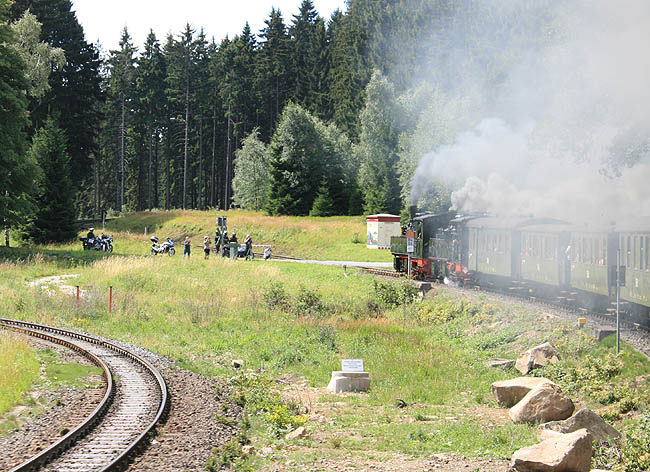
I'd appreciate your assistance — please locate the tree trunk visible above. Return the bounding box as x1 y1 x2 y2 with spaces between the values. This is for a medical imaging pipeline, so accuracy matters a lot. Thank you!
211 102 217 208
182 83 190 209
120 96 126 211
4 226 9 248
198 115 203 210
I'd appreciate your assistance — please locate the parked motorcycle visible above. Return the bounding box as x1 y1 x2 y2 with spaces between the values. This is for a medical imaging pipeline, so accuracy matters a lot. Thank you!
150 236 175 256
98 234 113 252
80 234 114 252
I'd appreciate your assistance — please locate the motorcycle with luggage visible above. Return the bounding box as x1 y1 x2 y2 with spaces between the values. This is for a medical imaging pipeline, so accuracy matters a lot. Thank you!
150 236 175 256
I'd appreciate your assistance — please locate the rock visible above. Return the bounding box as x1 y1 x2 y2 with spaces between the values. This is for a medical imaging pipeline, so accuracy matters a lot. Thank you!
592 328 616 342
485 358 515 370
511 428 592 472
538 429 565 441
231 359 244 369
241 445 255 455
516 342 560 374
539 408 621 443
509 382 574 424
491 377 554 408
285 426 307 440
259 447 274 456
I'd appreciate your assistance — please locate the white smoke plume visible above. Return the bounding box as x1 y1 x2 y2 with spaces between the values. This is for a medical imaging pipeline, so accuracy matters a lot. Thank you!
410 0 650 223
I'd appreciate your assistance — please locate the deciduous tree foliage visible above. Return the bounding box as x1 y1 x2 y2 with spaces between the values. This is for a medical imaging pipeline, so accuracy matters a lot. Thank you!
232 129 270 211
0 0 36 245
357 71 402 215
10 0 103 196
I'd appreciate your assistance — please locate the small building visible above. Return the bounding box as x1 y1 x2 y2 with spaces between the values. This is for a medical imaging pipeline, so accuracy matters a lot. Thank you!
366 214 401 249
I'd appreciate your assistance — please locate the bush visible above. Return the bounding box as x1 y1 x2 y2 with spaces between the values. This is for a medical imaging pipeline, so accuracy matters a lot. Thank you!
263 282 289 311
294 285 324 317
373 280 418 307
206 439 242 471
618 413 650 472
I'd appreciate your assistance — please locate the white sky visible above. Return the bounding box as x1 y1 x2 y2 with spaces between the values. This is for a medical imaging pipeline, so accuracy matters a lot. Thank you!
72 0 348 53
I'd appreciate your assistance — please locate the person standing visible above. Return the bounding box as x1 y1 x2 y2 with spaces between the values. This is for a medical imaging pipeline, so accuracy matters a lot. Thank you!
183 236 191 258
203 235 211 259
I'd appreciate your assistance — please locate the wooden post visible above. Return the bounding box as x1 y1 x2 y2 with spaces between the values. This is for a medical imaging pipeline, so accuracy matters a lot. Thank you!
76 286 80 306
109 286 113 313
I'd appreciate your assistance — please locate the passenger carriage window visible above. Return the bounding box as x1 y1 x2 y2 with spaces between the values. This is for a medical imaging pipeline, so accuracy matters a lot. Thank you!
627 235 631 267
646 236 649 270
594 239 599 266
634 236 638 270
639 236 646 270
602 238 607 266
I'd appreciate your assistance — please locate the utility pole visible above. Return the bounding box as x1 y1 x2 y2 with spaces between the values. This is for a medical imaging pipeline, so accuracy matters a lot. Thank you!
616 248 621 354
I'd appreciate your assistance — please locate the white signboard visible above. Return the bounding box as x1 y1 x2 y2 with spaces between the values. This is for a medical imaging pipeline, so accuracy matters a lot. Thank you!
406 237 415 253
341 359 364 372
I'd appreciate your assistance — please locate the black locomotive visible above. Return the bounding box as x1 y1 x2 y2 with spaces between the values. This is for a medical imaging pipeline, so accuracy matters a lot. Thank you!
391 206 650 323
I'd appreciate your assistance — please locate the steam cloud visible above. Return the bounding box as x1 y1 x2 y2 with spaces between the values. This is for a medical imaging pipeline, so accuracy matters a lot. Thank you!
410 0 650 223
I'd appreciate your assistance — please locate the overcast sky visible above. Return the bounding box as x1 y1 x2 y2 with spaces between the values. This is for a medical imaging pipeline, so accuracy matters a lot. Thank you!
72 0 348 53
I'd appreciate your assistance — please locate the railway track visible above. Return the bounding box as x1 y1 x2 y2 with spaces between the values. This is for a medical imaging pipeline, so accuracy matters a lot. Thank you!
0 318 169 472
357 267 403 278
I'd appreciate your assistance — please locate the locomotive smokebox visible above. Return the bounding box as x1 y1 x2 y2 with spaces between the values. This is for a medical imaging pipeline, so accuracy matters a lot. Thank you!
409 205 417 220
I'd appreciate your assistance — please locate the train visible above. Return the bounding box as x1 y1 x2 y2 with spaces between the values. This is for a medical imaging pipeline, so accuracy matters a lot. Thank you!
391 206 650 324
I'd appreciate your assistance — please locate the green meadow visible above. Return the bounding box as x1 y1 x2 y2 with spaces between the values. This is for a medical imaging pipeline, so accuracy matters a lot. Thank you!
1 210 649 471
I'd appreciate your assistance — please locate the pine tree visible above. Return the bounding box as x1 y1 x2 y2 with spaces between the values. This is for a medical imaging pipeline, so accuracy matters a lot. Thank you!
107 28 137 211
28 119 76 243
310 179 335 216
0 0 37 246
256 8 294 141
135 30 167 210
289 0 327 115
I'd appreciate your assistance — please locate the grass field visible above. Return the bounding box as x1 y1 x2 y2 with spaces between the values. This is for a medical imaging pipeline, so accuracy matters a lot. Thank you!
1 210 649 471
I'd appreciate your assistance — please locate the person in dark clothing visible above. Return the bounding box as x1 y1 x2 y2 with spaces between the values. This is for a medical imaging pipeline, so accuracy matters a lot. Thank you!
230 231 238 243
87 228 96 241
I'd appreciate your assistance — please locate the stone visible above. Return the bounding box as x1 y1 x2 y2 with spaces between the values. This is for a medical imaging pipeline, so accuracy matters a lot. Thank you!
592 328 616 342
539 408 621 443
485 358 515 370
516 342 560 374
509 382 574 424
327 371 370 393
285 426 307 440
511 428 593 472
241 445 255 455
538 429 565 441
231 359 244 368
491 377 554 408
259 447 274 456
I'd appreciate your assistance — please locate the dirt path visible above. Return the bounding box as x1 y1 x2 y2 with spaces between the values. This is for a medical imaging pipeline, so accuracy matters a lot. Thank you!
27 274 81 297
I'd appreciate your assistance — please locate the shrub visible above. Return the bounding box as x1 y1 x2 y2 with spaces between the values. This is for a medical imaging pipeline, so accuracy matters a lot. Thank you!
206 439 242 471
263 282 289 311
294 285 324 317
618 413 650 472
373 280 418 307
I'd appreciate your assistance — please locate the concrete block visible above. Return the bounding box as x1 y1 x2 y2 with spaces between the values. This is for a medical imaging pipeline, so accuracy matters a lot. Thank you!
592 328 615 341
327 371 370 393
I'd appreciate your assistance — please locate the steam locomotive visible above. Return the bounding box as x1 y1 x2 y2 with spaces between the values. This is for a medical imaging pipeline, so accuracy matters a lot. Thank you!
391 206 650 323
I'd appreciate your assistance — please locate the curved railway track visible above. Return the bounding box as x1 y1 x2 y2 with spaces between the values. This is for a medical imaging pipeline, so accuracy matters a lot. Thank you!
0 318 169 472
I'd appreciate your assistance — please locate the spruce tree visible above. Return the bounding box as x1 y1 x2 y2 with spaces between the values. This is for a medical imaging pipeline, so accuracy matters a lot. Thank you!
310 179 335 216
28 119 76 243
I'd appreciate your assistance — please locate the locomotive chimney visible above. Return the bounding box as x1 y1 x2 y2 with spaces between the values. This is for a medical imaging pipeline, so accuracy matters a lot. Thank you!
409 205 417 220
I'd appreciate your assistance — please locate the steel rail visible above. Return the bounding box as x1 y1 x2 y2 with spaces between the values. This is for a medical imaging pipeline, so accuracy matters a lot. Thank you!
0 318 169 472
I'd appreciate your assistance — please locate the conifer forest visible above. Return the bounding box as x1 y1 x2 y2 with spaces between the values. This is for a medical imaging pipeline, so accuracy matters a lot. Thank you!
2 0 649 243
